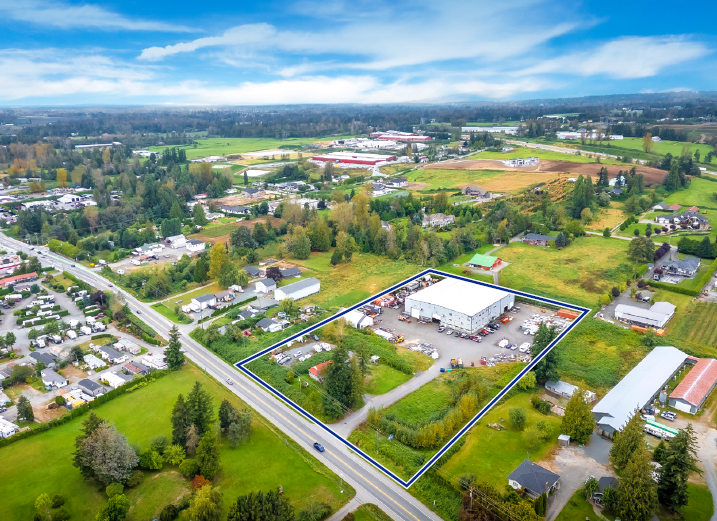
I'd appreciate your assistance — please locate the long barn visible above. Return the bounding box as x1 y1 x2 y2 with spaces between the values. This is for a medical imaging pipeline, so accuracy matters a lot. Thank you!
404 278 514 333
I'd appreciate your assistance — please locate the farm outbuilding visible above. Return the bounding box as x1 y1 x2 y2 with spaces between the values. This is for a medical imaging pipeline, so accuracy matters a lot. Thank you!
275 277 320 301
467 253 502 270
311 152 396 165
614 302 675 329
344 309 374 329
592 345 690 437
669 358 717 414
404 278 514 334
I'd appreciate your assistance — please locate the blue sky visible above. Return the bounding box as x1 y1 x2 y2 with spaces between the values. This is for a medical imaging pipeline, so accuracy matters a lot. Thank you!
0 0 714 105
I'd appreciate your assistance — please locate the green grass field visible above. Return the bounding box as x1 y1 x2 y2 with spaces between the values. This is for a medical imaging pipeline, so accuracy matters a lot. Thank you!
615 137 715 160
473 146 622 165
160 281 220 306
438 393 561 487
196 223 241 238
554 490 600 521
555 319 652 391
352 503 393 521
291 250 421 311
0 365 351 521
365 364 412 395
663 178 717 210
498 237 632 308
652 288 717 357
147 136 354 160
151 303 193 324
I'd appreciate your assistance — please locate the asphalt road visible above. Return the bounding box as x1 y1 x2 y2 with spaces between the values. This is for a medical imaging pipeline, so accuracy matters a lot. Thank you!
0 234 441 521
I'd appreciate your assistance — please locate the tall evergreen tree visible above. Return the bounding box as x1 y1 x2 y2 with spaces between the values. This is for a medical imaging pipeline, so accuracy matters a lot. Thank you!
560 386 595 444
218 399 237 432
165 325 185 370
530 324 559 383
616 448 657 521
194 258 207 283
72 411 106 479
187 381 214 437
610 411 645 469
16 395 34 421
657 423 701 511
196 430 221 480
171 395 191 447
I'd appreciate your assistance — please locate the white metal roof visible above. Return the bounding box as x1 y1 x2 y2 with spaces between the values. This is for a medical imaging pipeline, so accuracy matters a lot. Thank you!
592 345 687 432
405 278 511 316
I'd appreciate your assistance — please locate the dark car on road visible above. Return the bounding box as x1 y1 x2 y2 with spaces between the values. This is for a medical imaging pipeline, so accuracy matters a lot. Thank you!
313 442 325 452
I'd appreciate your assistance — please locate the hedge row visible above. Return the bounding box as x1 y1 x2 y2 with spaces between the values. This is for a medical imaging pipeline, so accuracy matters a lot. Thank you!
91 334 117 341
126 312 158 337
0 370 170 448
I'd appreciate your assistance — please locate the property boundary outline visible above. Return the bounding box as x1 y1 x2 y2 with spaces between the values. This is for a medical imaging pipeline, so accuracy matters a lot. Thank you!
236 269 590 488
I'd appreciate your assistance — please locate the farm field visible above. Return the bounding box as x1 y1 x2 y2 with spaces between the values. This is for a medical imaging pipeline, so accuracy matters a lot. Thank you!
0 365 351 521
498 237 632 309
146 136 354 160
438 393 562 487
473 146 622 165
190 216 283 245
654 288 717 357
663 178 717 209
615 137 715 160
408 168 563 194
586 205 626 231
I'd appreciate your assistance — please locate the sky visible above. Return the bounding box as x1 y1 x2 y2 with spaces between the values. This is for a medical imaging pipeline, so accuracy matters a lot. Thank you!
0 0 714 106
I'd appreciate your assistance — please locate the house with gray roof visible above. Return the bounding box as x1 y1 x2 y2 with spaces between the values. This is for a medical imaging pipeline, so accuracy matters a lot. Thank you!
256 318 283 333
245 266 262 278
78 378 106 397
98 345 128 364
508 460 560 499
521 233 555 246
660 256 701 278
280 267 302 279
40 368 68 388
462 185 489 198
250 298 278 313
221 205 251 216
29 351 58 368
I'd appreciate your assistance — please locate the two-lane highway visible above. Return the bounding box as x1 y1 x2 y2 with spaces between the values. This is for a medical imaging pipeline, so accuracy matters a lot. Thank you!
0 234 441 521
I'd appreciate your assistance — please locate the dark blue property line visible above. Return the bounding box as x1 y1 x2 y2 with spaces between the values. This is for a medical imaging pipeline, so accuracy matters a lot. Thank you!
236 269 589 488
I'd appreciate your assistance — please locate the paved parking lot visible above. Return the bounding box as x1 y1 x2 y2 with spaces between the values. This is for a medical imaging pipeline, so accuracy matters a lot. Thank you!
109 246 197 273
374 303 554 368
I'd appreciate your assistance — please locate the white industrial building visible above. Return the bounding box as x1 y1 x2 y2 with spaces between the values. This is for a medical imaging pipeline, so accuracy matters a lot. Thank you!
462 126 518 135
614 302 676 329
344 309 375 329
275 277 321 301
592 345 690 437
403 278 514 333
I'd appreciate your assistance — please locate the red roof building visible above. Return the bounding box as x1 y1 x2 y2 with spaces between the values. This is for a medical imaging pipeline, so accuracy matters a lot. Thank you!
688 206 699 212
0 271 38 288
308 360 333 382
669 358 717 414
312 152 396 165
665 203 682 212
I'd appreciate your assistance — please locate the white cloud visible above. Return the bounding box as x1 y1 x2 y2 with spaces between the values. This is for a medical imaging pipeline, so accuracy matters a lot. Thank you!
138 0 583 69
0 0 197 32
520 36 711 79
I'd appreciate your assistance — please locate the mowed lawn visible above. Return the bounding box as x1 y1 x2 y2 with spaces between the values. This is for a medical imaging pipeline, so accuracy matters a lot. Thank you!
616 137 715 161
663 178 717 209
147 136 354 160
498 237 632 308
438 393 562 487
291 250 421 311
0 365 349 521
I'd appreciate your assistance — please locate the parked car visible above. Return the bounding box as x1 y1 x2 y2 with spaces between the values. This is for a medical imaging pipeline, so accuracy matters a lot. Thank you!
445 330 453 335
313 442 325 453
437 326 445 333
481 329 491 335
295 351 303 358
454 332 460 337
661 412 676 422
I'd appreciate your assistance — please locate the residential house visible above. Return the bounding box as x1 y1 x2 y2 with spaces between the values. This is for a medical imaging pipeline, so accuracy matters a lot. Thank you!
98 345 128 364
256 318 283 333
29 351 58 368
609 187 624 196
40 368 68 388
371 183 395 196
462 185 490 198
422 213 455 228
114 338 141 355
83 353 105 370
655 210 709 230
288 198 321 210
381 220 393 231
243 187 263 199
508 460 560 499
104 371 133 389
387 177 408 188
215 290 234 303
221 205 251 216
250 297 278 313
545 380 596 402
166 235 187 249
255 278 277 293
78 378 106 397
124 361 150 375
191 293 217 310
245 266 262 278
186 239 206 253
661 256 701 278
279 267 302 279
308 361 333 382
142 354 168 370
0 417 19 438
237 309 256 321
593 477 618 504
521 233 555 247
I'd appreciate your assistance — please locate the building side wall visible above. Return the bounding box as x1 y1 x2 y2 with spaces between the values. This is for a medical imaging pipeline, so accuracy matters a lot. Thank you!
276 283 320 301
404 293 514 333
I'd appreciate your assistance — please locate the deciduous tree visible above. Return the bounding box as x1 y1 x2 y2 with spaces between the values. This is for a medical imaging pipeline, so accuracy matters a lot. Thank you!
561 386 595 444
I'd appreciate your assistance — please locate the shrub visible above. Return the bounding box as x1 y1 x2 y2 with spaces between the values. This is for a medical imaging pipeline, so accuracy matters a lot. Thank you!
297 502 332 521
191 475 211 489
536 401 552 415
509 408 526 431
159 504 179 521
151 435 169 455
106 482 124 498
51 507 70 521
611 287 620 298
637 279 646 288
51 495 65 508
458 473 477 491
179 459 200 480
139 449 164 470
55 396 65 406
125 470 144 488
